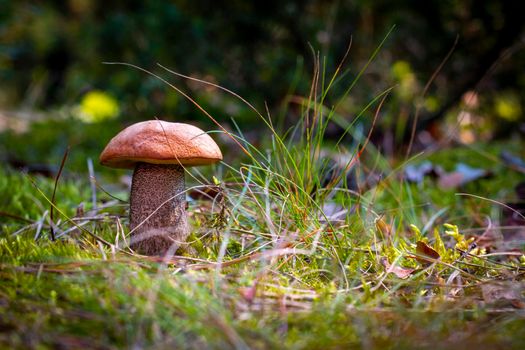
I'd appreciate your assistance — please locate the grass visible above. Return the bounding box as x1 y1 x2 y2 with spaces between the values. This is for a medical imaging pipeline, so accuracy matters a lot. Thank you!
1 57 525 348
1 143 524 349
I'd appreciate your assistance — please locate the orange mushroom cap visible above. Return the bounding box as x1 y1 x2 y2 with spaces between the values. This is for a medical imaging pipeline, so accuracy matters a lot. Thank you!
100 120 222 169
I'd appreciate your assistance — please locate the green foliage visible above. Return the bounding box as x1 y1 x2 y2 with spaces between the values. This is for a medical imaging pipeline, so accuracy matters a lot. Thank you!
0 115 123 173
0 166 91 228
1 1 524 136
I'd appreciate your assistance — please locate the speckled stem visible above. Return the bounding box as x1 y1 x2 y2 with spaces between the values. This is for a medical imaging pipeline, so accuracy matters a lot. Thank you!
129 163 188 255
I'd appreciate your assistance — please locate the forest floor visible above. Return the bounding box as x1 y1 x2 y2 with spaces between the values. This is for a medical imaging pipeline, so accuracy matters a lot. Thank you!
1 108 525 349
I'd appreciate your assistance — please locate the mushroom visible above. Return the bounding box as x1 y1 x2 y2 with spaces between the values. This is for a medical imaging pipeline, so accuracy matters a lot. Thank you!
99 120 222 255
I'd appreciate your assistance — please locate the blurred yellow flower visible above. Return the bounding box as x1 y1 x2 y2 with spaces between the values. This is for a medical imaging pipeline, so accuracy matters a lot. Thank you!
494 92 521 121
391 60 413 80
391 60 417 101
78 90 120 123
424 96 440 113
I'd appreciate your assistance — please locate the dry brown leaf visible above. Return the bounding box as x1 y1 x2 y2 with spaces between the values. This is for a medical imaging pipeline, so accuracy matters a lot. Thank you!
437 172 464 189
239 286 257 303
415 241 441 265
438 164 491 189
375 217 392 238
380 257 415 279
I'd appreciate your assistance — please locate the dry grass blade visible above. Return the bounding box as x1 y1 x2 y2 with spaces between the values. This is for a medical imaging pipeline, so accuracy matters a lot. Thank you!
456 193 525 221
103 61 252 158
87 158 97 212
49 146 69 241
405 35 459 157
93 179 127 203
188 248 311 270
27 174 116 250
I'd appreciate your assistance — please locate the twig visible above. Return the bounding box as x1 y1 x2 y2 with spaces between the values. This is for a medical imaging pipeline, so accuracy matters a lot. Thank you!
0 210 34 223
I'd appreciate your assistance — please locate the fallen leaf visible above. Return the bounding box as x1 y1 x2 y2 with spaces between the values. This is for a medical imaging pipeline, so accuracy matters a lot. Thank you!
438 163 491 189
239 285 258 303
438 172 465 189
380 257 415 279
415 241 441 265
375 216 392 238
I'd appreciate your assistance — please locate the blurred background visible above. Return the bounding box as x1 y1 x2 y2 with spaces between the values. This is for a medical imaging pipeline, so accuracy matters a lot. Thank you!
0 0 524 172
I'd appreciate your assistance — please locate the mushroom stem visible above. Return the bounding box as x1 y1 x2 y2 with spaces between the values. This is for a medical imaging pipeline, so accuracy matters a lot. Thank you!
129 162 188 255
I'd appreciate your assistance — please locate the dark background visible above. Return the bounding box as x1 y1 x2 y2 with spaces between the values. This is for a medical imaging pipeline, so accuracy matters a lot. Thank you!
1 0 524 166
